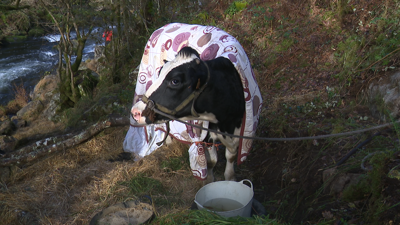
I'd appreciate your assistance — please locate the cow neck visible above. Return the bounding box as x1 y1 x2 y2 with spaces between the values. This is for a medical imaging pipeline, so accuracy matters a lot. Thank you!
141 60 210 119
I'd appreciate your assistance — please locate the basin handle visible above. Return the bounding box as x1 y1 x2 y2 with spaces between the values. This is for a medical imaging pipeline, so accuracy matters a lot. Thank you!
239 179 253 190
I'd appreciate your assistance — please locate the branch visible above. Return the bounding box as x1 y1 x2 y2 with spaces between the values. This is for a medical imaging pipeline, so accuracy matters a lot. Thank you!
38 0 68 45
0 115 130 167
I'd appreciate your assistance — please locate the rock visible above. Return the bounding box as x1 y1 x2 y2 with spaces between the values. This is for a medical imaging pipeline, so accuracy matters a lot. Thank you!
16 74 61 122
0 120 16 135
85 58 98 72
12 119 27 128
0 167 11 181
94 45 105 59
39 92 61 121
77 70 99 97
367 70 400 121
322 168 363 195
28 27 45 37
4 35 28 43
0 115 8 122
16 100 45 121
31 75 59 104
0 135 18 153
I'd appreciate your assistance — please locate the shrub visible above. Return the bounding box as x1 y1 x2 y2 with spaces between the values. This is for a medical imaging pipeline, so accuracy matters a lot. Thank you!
12 81 29 108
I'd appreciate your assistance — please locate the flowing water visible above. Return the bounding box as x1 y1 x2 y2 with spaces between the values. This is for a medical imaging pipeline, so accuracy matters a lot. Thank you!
0 31 100 106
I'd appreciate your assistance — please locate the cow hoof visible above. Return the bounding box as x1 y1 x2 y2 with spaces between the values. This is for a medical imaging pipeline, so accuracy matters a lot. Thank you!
203 175 215 185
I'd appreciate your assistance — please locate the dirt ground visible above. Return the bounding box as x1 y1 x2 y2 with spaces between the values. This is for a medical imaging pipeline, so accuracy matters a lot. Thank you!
2 0 400 224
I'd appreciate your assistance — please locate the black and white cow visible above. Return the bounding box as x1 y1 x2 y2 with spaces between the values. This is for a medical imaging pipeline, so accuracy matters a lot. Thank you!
131 46 246 182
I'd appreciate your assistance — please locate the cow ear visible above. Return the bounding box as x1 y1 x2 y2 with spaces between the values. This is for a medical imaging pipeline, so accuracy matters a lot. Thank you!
195 58 201 65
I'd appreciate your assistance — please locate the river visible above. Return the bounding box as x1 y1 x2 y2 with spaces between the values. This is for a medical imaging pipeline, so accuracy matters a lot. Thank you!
0 31 100 106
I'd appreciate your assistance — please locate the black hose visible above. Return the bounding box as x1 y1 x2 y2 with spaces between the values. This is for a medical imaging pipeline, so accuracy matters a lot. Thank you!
335 130 384 166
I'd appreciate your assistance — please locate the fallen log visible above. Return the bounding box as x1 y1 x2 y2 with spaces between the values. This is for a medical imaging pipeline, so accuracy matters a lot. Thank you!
0 114 130 167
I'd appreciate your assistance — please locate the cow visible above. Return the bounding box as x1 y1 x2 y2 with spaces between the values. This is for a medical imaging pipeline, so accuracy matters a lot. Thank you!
126 23 262 183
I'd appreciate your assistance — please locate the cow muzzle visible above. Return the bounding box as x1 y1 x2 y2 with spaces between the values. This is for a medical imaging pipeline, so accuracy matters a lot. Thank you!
131 101 148 124
141 100 156 122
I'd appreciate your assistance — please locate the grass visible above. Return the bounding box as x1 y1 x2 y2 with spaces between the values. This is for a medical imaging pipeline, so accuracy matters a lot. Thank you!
2 0 400 224
12 81 29 108
152 209 281 225
121 173 165 195
0 81 30 115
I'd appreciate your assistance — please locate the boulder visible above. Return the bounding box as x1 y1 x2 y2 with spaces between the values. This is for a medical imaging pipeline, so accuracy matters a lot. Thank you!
94 45 105 59
31 74 59 104
0 135 18 153
16 100 45 121
367 70 400 121
39 92 61 121
0 115 8 122
12 119 27 128
20 74 61 122
0 120 16 135
28 27 45 37
322 168 363 195
76 70 99 97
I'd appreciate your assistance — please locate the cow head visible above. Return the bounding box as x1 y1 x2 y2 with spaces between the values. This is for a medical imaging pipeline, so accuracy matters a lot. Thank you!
131 47 209 125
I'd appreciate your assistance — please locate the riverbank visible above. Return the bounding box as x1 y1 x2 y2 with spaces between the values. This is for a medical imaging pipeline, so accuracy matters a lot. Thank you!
0 33 98 107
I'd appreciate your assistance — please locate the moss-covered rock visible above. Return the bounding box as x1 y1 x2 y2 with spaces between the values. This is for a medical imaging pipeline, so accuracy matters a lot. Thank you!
28 26 45 37
4 35 28 43
76 69 99 97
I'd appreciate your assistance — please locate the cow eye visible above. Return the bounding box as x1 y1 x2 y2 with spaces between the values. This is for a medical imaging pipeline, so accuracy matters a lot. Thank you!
171 79 180 86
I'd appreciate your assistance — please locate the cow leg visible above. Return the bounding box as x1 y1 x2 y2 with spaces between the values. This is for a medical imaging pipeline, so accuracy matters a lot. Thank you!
204 144 217 184
224 146 237 181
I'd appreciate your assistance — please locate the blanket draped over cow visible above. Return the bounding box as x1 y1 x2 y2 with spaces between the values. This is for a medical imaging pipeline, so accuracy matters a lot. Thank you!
124 23 262 180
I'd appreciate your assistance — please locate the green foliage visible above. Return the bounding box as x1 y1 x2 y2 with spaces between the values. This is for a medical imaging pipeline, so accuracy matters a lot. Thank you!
28 26 45 36
341 151 394 223
225 1 248 16
117 85 135 105
4 35 27 42
161 157 186 171
152 208 281 225
191 12 215 25
249 6 274 32
61 95 94 127
332 2 400 87
336 36 361 68
13 11 30 32
275 38 294 53
121 173 164 195
342 175 370 202
1 13 6 24
76 70 99 98
0 105 6 117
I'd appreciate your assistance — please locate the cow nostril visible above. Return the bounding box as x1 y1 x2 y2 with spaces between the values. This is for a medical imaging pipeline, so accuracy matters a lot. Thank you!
131 109 142 122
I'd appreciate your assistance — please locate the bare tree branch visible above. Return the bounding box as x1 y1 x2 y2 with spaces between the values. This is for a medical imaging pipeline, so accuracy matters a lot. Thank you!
0 115 130 167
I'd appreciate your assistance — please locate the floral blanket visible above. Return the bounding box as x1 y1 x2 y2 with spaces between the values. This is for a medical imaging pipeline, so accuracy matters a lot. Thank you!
123 23 262 180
